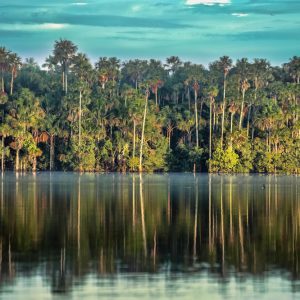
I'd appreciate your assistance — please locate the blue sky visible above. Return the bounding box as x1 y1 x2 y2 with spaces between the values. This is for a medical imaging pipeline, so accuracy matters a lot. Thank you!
0 0 299 65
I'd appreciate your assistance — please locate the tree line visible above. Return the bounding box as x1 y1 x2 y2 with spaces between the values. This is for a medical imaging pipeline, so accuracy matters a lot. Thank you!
0 40 300 172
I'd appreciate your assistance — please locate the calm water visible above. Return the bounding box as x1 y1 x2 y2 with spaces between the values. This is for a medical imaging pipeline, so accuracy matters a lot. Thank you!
0 173 299 299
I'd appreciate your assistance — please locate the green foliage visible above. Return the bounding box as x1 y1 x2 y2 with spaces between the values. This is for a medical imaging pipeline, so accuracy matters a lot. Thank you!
0 41 300 173
210 147 239 173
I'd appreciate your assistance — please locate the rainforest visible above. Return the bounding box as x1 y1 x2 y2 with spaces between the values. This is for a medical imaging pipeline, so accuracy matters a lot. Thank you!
0 40 300 173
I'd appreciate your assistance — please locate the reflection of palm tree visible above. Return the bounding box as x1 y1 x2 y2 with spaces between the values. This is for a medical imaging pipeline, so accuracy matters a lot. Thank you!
139 174 147 257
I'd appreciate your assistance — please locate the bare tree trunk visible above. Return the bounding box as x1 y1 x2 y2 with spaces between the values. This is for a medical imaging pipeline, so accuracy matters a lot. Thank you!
65 72 68 94
1 137 4 172
33 156 37 172
50 135 54 171
194 89 199 148
230 112 234 134
62 71 65 91
1 75 4 93
15 149 20 171
139 92 148 172
221 74 227 148
188 87 191 111
133 120 136 158
247 105 252 137
77 177 81 257
239 89 245 130
209 98 212 170
10 70 14 96
79 90 82 146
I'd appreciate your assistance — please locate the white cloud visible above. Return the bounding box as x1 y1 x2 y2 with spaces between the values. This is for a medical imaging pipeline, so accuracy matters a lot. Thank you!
132 5 142 12
38 23 69 30
232 13 249 17
185 0 231 6
0 23 69 31
71 2 88 5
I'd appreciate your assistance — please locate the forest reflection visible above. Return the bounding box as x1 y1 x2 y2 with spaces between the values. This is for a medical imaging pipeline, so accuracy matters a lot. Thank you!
0 173 299 295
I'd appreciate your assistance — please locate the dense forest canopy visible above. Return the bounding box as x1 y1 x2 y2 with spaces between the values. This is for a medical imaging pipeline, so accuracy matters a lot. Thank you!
0 40 300 173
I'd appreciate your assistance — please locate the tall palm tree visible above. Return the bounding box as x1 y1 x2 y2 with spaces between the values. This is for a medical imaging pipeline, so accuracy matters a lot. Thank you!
206 86 218 163
235 58 251 130
72 53 93 148
239 79 250 130
0 47 10 93
8 52 22 95
53 39 78 93
139 84 150 172
218 56 232 148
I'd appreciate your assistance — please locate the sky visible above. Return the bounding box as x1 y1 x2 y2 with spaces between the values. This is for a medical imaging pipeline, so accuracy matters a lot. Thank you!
0 0 299 65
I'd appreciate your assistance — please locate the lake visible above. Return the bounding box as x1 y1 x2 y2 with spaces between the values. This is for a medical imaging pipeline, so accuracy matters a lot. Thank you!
0 173 299 299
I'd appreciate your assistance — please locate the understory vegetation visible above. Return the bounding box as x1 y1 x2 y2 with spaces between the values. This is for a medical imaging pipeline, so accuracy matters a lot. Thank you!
0 40 300 173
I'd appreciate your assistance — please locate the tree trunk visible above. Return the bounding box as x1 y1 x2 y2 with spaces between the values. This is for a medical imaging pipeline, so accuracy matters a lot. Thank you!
247 105 252 137
15 149 20 171
139 92 148 172
50 134 54 171
62 71 65 91
213 105 216 132
1 74 4 93
133 120 136 158
188 87 191 111
155 90 158 106
239 89 245 130
221 74 227 148
79 90 82 147
65 73 68 94
194 89 199 148
1 137 4 172
230 112 234 134
10 70 14 96
33 156 37 172
209 98 212 166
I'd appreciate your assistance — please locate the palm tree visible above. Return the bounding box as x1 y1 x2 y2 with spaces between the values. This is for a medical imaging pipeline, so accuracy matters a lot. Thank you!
72 53 93 148
218 56 232 148
193 80 200 148
228 101 239 134
239 79 250 130
139 84 150 172
248 59 273 136
165 56 182 75
0 47 10 93
122 59 148 90
53 39 78 93
284 56 300 84
235 58 251 130
8 52 22 95
206 86 218 162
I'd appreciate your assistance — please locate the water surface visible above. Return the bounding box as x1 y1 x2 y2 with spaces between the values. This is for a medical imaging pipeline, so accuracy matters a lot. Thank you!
0 173 299 299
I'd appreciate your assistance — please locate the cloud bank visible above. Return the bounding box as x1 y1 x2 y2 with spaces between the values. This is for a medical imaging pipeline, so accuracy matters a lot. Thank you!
185 0 231 6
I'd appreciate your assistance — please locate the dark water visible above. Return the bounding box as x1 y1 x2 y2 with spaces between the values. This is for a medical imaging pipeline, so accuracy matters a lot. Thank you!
0 173 299 299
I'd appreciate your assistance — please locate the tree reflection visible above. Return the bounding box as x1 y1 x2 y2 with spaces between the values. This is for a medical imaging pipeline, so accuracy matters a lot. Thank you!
0 174 299 291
